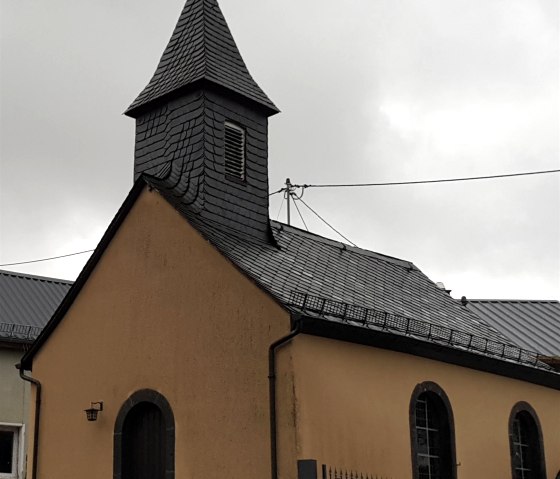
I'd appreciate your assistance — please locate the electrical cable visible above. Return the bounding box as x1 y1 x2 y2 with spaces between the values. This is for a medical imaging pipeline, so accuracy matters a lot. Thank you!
5 168 555 267
269 188 285 196
275 194 285 221
293 168 560 190
291 195 309 231
297 197 357 247
0 249 94 267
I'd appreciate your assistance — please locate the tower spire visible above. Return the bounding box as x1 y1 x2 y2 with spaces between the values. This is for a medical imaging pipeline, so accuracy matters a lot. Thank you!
128 0 279 243
125 0 278 118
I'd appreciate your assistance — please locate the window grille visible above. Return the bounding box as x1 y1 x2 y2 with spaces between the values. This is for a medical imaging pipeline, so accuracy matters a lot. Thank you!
410 384 456 479
415 396 447 479
509 404 546 479
224 122 245 181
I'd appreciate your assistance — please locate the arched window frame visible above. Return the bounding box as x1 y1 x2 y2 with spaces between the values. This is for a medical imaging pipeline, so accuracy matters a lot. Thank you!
508 401 547 479
114 389 175 479
409 381 457 479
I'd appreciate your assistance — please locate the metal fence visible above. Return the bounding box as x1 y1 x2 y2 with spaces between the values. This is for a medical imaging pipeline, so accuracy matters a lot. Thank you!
288 291 548 369
322 465 391 479
0 322 42 341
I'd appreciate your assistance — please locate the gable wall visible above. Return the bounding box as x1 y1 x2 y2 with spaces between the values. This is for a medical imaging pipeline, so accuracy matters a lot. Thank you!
290 335 560 479
30 187 296 479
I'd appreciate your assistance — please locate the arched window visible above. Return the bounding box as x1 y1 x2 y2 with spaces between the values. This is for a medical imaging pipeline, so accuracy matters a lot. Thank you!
114 389 175 479
509 402 546 479
409 382 456 479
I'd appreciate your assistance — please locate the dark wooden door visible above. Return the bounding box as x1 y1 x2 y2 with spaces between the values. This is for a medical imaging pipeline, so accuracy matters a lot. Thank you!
122 402 166 479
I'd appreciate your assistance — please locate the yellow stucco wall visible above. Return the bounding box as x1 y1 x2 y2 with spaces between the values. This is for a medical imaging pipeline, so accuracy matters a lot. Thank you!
30 186 295 479
290 334 560 479
28 185 560 479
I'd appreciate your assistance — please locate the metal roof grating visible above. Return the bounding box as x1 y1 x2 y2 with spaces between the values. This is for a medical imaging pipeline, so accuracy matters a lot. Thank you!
288 292 553 370
0 269 72 341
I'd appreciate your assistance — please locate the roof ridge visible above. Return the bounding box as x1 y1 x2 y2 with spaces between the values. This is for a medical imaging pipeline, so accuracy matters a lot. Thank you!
201 0 208 79
0 269 74 285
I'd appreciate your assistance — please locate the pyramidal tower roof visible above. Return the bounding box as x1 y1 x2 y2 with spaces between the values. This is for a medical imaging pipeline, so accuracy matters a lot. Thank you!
125 0 279 117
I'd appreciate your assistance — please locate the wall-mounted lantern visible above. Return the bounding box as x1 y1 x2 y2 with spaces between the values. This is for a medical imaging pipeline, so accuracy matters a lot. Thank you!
84 401 104 421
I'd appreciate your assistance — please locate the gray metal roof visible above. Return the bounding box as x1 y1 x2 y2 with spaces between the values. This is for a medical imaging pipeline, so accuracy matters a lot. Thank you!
126 0 279 117
466 300 560 356
0 270 72 342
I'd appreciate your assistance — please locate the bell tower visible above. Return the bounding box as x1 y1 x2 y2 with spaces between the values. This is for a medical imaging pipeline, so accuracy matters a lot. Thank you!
125 0 279 243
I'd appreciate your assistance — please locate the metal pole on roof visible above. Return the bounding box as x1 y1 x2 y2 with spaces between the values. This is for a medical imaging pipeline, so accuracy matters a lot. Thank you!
285 178 292 225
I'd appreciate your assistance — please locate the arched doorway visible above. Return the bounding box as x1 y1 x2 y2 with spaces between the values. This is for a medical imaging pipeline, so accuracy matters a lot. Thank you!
114 389 175 479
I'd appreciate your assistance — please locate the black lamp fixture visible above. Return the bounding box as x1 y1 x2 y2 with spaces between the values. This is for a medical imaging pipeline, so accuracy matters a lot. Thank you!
84 401 103 421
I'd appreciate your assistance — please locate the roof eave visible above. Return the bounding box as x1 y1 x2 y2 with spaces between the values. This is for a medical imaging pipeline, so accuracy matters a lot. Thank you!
0 338 33 349
297 315 560 390
124 79 280 119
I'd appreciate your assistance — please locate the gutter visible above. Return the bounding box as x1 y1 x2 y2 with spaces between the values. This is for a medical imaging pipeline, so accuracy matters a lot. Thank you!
16 363 41 479
268 315 301 479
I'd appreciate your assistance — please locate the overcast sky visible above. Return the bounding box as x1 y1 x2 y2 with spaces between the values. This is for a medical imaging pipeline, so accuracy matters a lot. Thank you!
1 0 558 300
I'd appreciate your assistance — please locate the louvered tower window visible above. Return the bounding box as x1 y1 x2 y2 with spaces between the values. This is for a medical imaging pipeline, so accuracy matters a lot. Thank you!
224 121 246 181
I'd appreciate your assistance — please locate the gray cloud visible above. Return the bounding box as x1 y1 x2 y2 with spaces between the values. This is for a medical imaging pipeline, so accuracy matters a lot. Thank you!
1 0 558 298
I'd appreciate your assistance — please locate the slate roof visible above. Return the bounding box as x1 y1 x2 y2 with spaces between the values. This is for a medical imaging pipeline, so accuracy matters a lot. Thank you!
467 300 560 356
148 176 510 344
0 270 72 342
20 179 558 384
126 0 279 117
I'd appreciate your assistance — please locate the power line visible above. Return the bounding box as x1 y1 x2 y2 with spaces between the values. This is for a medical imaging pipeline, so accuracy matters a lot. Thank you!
0 249 94 267
5 168 556 267
275 194 285 220
291 195 309 231
297 197 357 247
293 168 560 190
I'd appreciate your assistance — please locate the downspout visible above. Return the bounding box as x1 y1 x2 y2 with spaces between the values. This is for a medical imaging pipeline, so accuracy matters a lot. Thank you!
16 363 41 479
269 315 301 479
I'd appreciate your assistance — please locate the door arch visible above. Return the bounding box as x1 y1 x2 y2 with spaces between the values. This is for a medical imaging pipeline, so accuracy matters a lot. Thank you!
114 389 175 479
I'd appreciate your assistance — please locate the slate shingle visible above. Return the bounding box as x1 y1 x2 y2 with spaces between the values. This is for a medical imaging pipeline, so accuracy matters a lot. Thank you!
144 178 510 346
126 0 278 117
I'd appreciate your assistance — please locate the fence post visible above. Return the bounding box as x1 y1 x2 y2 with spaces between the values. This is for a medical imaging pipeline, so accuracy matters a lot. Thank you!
298 459 318 479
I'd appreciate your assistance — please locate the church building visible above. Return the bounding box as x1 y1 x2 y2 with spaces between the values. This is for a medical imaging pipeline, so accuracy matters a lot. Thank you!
19 1 560 478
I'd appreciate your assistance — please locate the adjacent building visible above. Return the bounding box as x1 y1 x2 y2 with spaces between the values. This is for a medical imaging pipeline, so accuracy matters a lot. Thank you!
17 1 560 479
467 299 560 371
0 270 71 479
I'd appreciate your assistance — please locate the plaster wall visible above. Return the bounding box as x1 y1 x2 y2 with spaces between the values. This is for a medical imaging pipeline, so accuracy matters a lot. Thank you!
30 187 296 479
290 334 560 479
0 346 29 478
0 347 29 423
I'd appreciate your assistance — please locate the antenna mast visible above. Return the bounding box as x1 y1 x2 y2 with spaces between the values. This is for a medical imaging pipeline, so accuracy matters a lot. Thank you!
285 178 294 225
